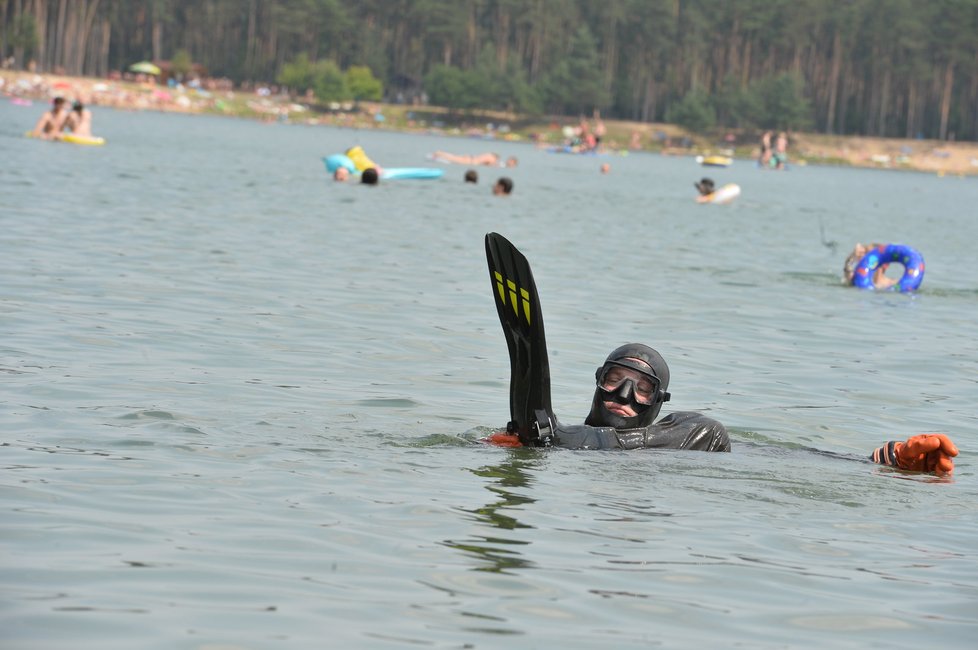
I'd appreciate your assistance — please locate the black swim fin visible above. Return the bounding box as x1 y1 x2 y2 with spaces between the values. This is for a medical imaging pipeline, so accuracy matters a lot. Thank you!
485 233 556 446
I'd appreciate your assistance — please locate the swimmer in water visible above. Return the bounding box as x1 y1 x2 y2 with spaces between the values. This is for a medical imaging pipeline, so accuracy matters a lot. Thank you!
63 101 93 137
492 177 513 195
31 96 69 140
842 243 897 289
361 167 379 185
431 151 500 166
482 233 958 476
694 177 715 203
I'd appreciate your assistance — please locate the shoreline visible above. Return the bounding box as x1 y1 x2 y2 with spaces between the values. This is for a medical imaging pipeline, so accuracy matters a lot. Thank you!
6 70 978 177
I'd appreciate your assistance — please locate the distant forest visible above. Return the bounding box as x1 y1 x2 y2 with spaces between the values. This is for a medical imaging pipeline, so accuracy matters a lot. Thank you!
3 0 978 141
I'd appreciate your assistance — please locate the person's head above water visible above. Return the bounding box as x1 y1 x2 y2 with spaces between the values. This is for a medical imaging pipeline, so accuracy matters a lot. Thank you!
695 178 715 196
493 177 513 195
585 343 671 430
361 167 379 185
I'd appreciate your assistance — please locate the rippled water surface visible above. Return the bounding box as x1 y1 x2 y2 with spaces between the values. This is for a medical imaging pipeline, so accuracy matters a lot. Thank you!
2 101 977 649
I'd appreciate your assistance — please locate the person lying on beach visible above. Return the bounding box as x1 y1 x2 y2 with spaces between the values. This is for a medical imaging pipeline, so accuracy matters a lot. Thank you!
31 96 69 140
432 151 500 166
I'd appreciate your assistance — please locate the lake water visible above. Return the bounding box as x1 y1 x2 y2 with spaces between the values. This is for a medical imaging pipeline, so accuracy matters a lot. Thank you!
2 100 976 649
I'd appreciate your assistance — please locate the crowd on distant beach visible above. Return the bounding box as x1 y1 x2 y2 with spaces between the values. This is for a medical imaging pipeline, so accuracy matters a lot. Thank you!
6 68 977 175
543 109 608 153
0 70 299 119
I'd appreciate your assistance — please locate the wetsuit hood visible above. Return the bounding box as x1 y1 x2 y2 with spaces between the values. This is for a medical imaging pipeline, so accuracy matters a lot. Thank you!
585 343 671 429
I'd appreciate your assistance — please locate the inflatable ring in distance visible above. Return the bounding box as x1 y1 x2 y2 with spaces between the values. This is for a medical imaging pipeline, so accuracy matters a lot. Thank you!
852 244 925 292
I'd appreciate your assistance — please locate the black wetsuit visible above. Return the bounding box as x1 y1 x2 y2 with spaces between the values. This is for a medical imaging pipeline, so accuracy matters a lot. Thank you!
551 411 730 451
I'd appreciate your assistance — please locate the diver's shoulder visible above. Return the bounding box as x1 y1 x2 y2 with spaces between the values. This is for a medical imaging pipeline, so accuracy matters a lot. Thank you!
656 410 725 427
651 411 730 451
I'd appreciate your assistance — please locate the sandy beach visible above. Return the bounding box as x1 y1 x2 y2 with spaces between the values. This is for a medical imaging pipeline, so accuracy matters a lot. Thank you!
6 70 978 176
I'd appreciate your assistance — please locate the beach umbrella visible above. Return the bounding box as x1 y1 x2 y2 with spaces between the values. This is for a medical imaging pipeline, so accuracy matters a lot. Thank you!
129 61 161 75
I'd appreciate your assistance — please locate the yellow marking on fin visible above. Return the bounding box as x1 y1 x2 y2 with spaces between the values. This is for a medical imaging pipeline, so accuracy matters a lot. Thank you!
520 288 531 325
507 279 518 316
494 269 532 325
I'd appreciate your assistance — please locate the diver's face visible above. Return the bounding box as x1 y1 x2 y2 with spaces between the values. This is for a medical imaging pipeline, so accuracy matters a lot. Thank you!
597 364 658 417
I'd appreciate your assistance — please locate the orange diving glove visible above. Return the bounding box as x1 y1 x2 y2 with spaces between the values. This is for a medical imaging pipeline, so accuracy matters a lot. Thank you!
872 433 958 476
483 431 523 448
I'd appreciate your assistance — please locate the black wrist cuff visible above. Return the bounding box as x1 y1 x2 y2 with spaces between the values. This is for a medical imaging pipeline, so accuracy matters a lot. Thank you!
871 440 899 467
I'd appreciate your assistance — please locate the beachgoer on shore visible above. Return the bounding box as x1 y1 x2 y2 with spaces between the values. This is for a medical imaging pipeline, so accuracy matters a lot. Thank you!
593 109 606 147
773 131 789 169
759 130 773 168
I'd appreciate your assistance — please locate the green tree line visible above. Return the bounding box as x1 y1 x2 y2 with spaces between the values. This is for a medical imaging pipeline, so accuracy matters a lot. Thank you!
2 0 977 141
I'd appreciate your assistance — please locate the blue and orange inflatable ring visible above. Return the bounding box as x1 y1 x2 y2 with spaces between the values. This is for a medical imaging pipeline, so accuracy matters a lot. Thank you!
852 244 925 292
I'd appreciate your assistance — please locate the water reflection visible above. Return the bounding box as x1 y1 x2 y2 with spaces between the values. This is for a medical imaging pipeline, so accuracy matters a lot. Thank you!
443 454 540 573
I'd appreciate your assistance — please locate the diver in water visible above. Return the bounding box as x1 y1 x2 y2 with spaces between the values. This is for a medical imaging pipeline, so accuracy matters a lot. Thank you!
487 342 727 452
483 233 958 475
570 343 727 451
590 344 730 450
487 342 957 474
